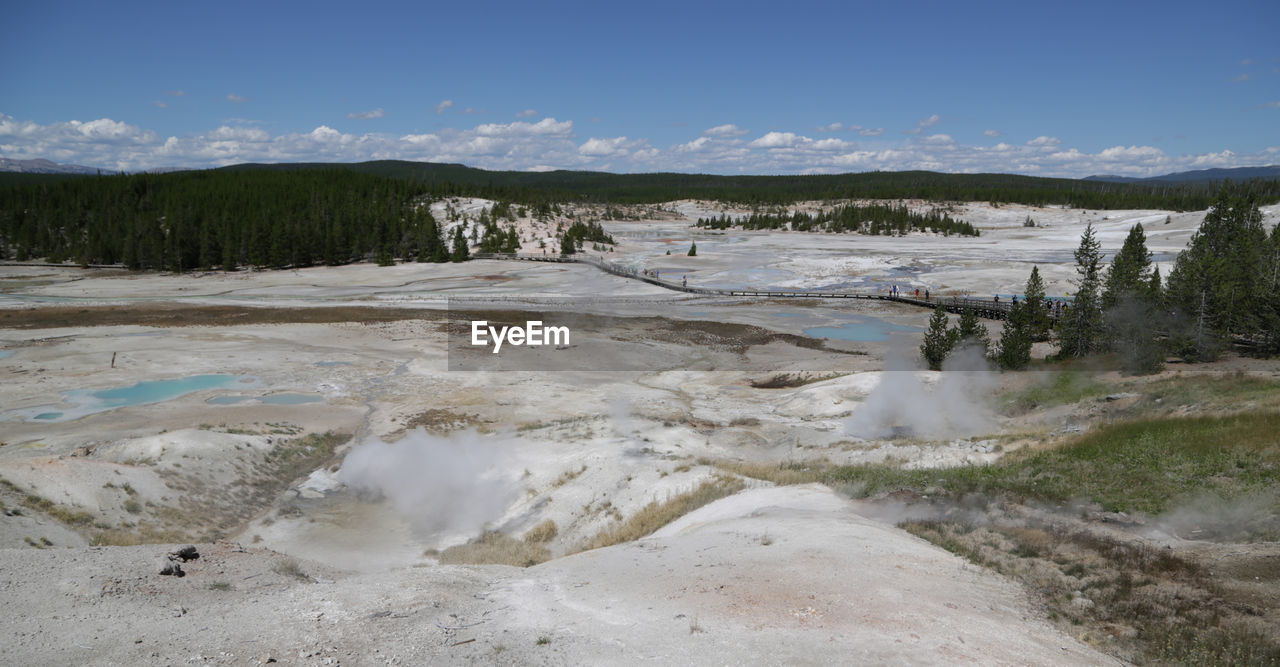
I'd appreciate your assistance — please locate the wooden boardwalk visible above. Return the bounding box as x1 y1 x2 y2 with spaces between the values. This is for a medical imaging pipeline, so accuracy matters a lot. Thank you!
473 253 1042 321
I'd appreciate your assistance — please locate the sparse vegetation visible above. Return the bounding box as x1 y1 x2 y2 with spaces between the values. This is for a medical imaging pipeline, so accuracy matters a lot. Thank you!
578 477 745 552
438 531 551 567
748 372 844 389
21 493 94 526
272 558 313 582
831 411 1280 517
901 519 1280 665
1000 370 1108 414
523 519 558 544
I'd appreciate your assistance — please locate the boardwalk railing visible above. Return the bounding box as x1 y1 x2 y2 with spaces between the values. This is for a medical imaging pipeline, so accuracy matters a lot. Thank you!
471 253 1053 321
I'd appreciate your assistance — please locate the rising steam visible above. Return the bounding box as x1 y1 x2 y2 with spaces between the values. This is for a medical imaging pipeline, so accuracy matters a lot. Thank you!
338 428 518 543
844 343 998 440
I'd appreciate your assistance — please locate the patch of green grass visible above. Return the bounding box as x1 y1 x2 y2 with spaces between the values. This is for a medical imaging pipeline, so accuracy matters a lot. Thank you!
1001 370 1108 414
1127 373 1280 413
828 412 1280 516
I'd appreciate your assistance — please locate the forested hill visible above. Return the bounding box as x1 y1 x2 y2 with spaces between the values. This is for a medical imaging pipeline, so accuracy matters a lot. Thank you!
0 169 440 270
2 163 1280 271
213 160 1280 210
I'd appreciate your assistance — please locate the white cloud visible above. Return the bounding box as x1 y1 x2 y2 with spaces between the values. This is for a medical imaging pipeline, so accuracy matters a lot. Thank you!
515 109 537 118
434 99 454 114
166 90 185 97
462 107 483 115
1189 149 1236 167
703 124 748 137
905 114 942 135
749 131 807 148
2 112 1273 179
858 127 885 137
1232 73 1251 82
474 117 573 137
154 101 168 109
812 137 854 151
226 94 249 103
347 108 386 120
920 134 955 145
208 125 270 141
1264 101 1280 109
578 137 630 156
815 122 843 132
1097 145 1165 161
676 136 711 152
983 129 1002 137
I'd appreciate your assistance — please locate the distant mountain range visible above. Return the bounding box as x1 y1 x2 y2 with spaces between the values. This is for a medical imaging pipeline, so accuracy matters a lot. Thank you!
6 155 1280 187
1085 165 1280 184
0 157 102 175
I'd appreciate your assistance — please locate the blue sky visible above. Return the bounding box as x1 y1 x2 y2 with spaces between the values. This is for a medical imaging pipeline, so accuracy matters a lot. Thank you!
2 0 1277 176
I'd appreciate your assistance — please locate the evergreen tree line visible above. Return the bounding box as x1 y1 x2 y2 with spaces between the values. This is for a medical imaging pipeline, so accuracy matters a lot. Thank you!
695 203 979 237
0 169 480 270
923 185 1280 371
209 161 1280 209
12 162 1279 211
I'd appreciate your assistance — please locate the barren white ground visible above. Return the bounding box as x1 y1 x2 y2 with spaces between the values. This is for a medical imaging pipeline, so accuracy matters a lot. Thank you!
5 199 1274 664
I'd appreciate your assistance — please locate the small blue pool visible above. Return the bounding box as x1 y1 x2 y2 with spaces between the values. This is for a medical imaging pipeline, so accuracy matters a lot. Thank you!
4 374 255 422
805 318 921 342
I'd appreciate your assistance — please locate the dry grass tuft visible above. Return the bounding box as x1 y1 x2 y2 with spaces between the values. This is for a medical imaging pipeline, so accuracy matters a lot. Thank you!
438 531 551 567
577 476 745 552
523 519 558 544
709 459 829 486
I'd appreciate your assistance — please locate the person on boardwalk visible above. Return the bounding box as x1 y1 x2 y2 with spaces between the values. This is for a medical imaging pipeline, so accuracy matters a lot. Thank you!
682 275 687 288
925 289 930 301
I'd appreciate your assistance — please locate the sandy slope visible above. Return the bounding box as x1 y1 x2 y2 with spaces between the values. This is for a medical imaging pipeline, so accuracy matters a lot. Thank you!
0 485 1111 665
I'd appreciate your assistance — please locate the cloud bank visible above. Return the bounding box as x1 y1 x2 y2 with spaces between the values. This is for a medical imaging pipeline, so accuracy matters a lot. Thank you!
1 113 1275 177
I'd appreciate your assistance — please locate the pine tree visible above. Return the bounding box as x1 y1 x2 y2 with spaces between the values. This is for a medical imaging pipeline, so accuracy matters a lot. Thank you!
560 232 576 256
1056 222 1106 359
949 307 990 355
920 306 953 371
995 302 1032 369
688 241 697 256
1106 293 1165 374
1101 223 1153 309
1165 188 1267 359
1022 266 1052 341
450 225 470 262
1259 225 1280 355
